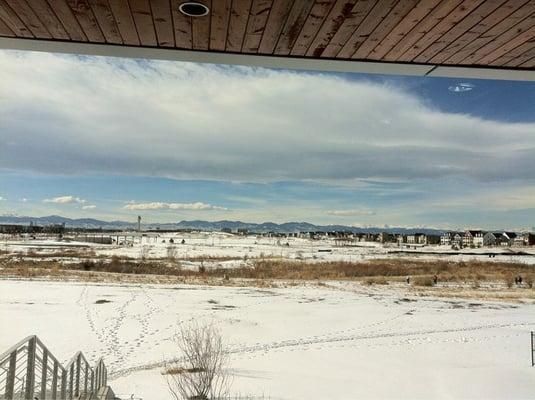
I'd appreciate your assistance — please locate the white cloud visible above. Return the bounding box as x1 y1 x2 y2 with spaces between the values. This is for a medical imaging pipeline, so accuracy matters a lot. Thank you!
82 205 96 210
20 198 27 202
0 196 5 201
327 209 376 217
44 195 86 204
1 51 534 184
123 202 228 211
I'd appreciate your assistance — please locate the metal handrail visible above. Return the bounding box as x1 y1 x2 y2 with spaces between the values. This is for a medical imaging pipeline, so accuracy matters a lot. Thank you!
0 335 110 400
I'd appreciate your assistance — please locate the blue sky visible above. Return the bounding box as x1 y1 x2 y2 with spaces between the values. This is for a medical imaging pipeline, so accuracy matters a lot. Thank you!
1 50 535 230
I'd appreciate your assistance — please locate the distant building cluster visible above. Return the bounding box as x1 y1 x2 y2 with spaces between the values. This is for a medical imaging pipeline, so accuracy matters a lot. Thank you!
2 222 535 248
221 228 535 248
0 223 65 235
440 230 535 248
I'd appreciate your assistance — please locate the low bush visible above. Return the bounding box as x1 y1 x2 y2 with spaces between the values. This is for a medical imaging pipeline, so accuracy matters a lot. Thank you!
505 275 515 288
364 277 389 285
412 276 435 287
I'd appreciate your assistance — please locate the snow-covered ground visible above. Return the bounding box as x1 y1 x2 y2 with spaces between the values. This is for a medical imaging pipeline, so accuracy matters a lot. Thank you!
2 232 535 266
1 279 534 399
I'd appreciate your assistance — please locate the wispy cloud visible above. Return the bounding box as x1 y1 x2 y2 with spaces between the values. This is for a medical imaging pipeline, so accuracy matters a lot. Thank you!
0 196 5 201
123 202 228 211
1 51 534 184
44 195 86 204
327 209 376 217
2 51 535 229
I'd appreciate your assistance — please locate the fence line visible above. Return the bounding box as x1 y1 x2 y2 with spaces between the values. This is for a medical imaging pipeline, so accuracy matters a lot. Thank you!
0 335 109 400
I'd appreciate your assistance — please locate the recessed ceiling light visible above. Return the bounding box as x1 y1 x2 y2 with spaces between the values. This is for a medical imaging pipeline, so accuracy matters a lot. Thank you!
179 2 210 17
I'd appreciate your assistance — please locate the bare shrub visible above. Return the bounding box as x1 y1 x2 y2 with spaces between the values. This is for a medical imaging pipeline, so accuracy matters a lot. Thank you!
110 255 122 267
140 245 150 260
26 249 38 257
364 277 389 285
412 276 435 287
166 322 230 400
504 275 514 288
81 260 96 271
167 246 178 263
526 275 534 289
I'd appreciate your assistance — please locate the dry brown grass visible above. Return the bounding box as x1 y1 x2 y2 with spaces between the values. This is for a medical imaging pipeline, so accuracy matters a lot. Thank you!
22 248 97 259
363 276 389 285
206 259 535 283
1 258 185 278
178 255 243 262
75 257 186 276
2 258 535 291
412 276 435 287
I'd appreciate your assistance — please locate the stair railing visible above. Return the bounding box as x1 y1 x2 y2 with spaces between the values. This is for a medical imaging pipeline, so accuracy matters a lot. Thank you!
0 335 109 400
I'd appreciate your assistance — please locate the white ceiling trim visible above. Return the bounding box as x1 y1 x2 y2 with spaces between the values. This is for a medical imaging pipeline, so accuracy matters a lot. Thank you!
1 37 534 81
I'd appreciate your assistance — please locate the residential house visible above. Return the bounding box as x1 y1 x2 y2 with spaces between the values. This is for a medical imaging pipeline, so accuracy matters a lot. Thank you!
523 233 535 246
501 232 517 246
483 232 502 246
378 232 395 243
426 234 441 245
463 230 485 248
441 232 463 247
513 235 526 247
406 233 426 245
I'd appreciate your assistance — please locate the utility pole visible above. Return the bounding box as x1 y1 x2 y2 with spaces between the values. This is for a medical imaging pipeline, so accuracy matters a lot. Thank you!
137 215 141 232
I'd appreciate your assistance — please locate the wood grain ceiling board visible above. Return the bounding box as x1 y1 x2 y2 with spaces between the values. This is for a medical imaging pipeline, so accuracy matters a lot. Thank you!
209 0 231 51
226 0 252 52
63 0 105 42
443 1 535 64
290 0 336 56
273 0 315 55
428 0 529 64
0 0 533 71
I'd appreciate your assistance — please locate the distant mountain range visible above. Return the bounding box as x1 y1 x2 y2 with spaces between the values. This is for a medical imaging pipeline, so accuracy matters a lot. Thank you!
0 214 444 235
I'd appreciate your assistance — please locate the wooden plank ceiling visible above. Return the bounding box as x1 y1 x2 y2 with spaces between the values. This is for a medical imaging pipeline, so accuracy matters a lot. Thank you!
1 0 534 69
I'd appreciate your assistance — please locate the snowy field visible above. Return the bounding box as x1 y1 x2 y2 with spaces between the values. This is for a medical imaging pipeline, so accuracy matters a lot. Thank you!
1 279 534 399
2 232 535 267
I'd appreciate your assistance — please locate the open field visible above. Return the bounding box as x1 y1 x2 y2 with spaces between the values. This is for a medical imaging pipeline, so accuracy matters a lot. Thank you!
3 232 535 266
1 279 534 399
2 233 535 399
2 232 535 302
